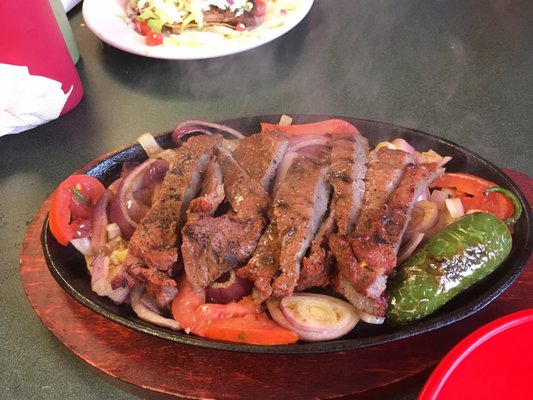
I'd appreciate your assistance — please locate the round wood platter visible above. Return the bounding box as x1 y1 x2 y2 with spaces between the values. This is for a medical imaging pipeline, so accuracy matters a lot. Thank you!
20 169 533 400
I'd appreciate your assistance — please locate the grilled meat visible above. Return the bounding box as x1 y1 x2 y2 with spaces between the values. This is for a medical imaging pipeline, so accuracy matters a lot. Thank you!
350 162 445 276
118 135 222 306
232 127 288 192
353 148 416 237
181 214 264 290
329 133 369 236
297 216 336 291
216 146 270 220
270 156 331 298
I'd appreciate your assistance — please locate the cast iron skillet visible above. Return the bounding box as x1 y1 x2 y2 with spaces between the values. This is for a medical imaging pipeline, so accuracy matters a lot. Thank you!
41 115 533 354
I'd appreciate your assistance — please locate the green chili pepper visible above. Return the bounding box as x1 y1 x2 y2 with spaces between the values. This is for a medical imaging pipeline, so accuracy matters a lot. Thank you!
386 212 512 326
484 186 523 227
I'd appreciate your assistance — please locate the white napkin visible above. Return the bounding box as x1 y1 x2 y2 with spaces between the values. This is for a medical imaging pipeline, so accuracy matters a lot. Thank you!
0 64 72 136
61 0 82 13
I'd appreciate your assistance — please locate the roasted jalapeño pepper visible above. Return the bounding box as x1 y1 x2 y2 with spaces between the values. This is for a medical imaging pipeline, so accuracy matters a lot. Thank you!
386 187 523 326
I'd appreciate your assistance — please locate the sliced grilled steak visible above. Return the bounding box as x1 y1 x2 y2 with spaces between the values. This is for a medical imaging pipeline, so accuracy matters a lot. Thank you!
232 128 288 192
216 146 270 220
297 216 336 291
270 156 331 298
329 133 369 236
329 234 387 300
350 162 444 275
181 214 264 290
237 222 280 303
331 273 388 317
186 158 224 218
353 148 416 237
127 134 222 275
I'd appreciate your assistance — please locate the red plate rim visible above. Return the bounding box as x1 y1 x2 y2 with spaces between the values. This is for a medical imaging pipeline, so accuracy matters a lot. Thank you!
418 307 533 399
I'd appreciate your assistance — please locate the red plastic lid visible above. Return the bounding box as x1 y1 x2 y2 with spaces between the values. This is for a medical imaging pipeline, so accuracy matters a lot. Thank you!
418 308 533 400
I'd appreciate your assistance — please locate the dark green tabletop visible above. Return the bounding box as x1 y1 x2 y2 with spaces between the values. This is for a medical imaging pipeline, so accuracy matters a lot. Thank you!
1 1 532 399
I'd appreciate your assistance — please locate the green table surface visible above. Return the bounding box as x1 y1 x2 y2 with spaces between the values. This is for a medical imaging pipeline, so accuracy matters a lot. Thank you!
2 1 532 399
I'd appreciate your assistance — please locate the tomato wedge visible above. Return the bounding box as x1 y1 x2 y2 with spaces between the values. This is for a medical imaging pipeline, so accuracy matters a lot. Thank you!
429 172 515 221
260 119 359 137
48 175 106 245
203 317 300 345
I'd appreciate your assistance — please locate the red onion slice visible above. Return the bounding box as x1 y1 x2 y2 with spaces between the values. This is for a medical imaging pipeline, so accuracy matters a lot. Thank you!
267 293 359 342
90 189 113 254
205 270 253 304
130 286 181 331
172 119 246 143
109 158 168 239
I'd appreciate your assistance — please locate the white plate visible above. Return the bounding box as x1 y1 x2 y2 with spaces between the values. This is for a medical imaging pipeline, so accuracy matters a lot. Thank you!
82 0 314 60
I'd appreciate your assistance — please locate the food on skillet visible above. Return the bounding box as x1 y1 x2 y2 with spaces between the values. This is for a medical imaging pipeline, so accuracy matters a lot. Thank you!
387 195 520 325
48 117 522 344
127 0 266 46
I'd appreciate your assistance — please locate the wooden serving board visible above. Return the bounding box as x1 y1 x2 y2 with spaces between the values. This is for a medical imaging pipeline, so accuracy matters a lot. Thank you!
20 169 533 400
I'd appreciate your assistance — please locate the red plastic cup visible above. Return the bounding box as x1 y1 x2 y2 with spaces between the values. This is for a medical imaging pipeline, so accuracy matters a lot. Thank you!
0 1 83 115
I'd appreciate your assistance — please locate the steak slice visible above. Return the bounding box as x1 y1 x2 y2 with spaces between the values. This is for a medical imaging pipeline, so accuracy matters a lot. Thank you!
216 146 270 220
329 133 369 236
270 156 331 298
350 162 445 276
329 234 386 300
297 216 336 291
127 134 222 275
237 222 280 303
353 148 416 237
232 128 288 192
181 214 264 290
186 158 224 218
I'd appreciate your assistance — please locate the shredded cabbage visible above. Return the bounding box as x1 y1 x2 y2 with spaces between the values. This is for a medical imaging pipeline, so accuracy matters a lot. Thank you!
132 0 253 31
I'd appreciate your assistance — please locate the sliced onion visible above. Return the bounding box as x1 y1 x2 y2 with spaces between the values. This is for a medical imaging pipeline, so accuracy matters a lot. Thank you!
397 232 425 265
278 114 293 126
273 151 299 195
108 158 165 239
391 138 416 154
90 189 113 254
404 200 439 239
267 293 359 342
70 237 93 257
445 197 465 220
106 222 121 241
90 254 130 303
417 149 451 167
130 285 181 330
172 119 246 143
205 270 253 304
137 133 165 158
287 136 331 152
429 189 448 211
356 310 385 325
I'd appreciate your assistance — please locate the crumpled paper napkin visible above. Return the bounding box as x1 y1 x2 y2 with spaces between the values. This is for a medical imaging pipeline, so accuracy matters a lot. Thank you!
0 63 72 136
61 0 82 13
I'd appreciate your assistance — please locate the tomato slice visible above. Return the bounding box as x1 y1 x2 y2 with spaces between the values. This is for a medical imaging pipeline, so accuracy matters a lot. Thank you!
48 175 106 245
203 317 299 345
429 172 515 221
260 119 359 137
